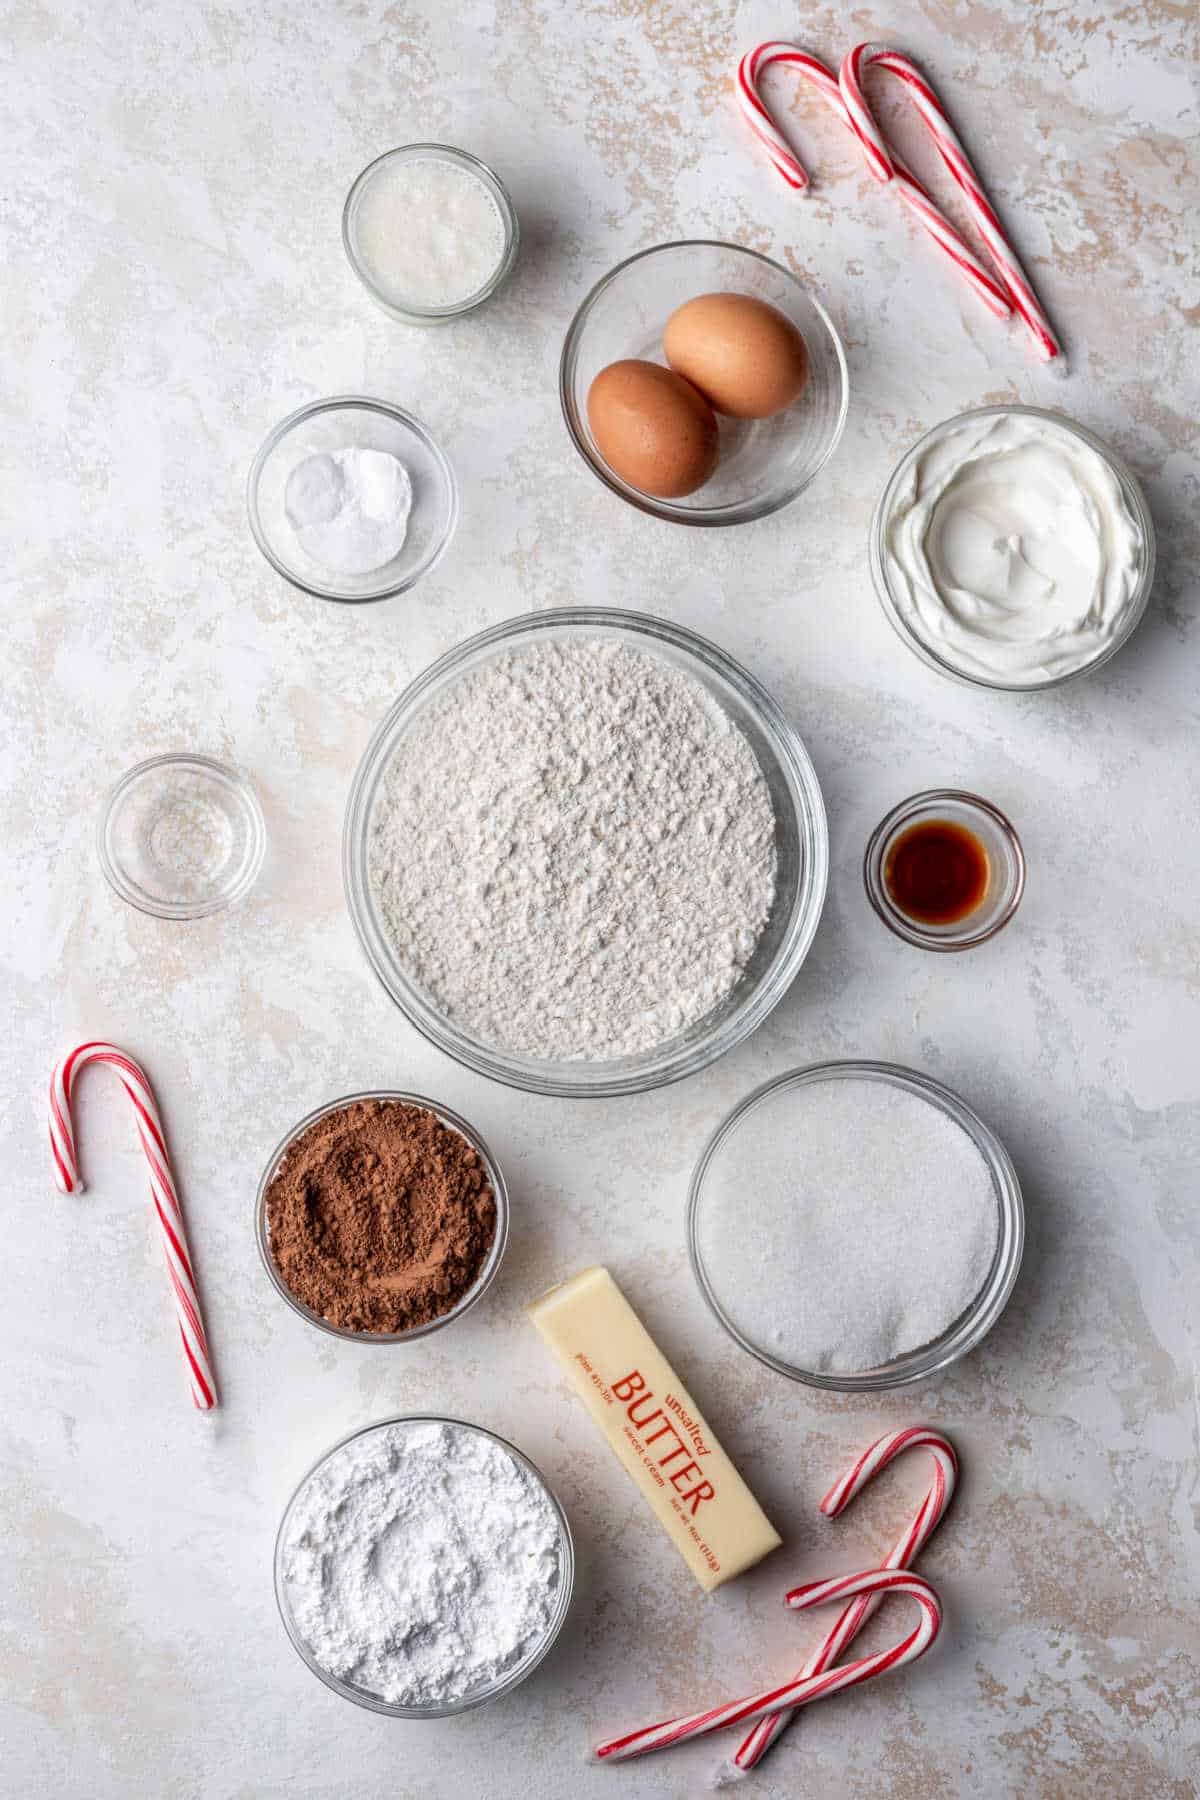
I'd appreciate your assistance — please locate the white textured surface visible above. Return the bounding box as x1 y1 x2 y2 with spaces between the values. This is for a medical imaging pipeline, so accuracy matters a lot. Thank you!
2 2 1198 1796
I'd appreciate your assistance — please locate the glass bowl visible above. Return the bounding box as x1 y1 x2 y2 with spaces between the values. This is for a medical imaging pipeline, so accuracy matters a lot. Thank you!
343 144 519 324
274 1414 574 1717
864 789 1026 952
560 240 848 526
869 405 1156 690
343 608 829 1098
247 397 458 603
688 1060 1024 1391
255 1090 509 1342
98 754 265 919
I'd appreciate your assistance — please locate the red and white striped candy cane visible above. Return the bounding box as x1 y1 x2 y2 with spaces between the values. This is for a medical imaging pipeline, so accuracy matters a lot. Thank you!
839 43 1061 361
731 1426 958 1773
736 43 1013 321
49 1041 217 1411
594 1567 941 1764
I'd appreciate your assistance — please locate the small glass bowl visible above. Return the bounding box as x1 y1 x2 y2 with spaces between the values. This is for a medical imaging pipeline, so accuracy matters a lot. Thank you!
869 405 1156 690
247 397 458 604
255 1090 509 1342
688 1060 1025 1392
342 144 519 324
560 240 848 526
864 789 1026 952
343 608 829 1099
274 1414 575 1717
98 754 265 919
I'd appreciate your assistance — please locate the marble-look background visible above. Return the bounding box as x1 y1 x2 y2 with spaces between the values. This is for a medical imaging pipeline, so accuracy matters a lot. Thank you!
3 0 1197 1795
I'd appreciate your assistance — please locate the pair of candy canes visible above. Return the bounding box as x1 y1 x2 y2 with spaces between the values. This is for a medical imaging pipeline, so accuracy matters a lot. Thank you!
595 1426 957 1774
738 40 1061 363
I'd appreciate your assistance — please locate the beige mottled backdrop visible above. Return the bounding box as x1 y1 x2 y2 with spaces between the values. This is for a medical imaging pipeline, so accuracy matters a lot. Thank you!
3 0 1198 1795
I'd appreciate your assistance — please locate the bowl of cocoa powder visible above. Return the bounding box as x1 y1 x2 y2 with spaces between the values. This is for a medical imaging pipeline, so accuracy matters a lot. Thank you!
256 1091 508 1341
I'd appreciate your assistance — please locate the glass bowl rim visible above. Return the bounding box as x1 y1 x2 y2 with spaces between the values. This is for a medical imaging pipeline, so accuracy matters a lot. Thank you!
273 1412 575 1718
254 1089 510 1343
341 142 520 323
863 788 1027 952
342 605 829 1098
245 395 460 604
96 752 266 921
869 403 1157 691
687 1058 1024 1391
559 238 850 527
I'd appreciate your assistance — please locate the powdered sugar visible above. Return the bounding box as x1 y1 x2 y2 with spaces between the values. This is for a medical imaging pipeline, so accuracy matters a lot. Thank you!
367 636 777 1061
278 1419 564 1708
695 1075 999 1373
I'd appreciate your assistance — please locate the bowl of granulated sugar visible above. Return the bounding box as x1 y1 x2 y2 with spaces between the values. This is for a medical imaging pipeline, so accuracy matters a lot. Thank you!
688 1060 1023 1391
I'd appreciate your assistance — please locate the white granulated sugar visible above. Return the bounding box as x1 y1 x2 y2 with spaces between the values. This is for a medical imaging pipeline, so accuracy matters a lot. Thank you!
284 447 412 576
697 1077 999 1372
355 156 506 308
280 1420 563 1708
367 637 778 1061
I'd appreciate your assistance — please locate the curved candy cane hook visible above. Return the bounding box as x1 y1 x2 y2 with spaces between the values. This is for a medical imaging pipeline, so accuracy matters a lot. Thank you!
594 1567 942 1763
732 1426 957 1772
736 42 1013 321
840 43 1061 360
49 1041 218 1411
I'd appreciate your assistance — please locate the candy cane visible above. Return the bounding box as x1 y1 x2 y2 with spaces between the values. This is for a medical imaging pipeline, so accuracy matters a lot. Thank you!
839 44 1061 360
731 1426 957 1773
49 1041 217 1411
737 43 1013 321
594 1567 941 1763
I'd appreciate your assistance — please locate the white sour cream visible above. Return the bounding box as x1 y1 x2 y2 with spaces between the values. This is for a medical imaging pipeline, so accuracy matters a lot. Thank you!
881 411 1147 685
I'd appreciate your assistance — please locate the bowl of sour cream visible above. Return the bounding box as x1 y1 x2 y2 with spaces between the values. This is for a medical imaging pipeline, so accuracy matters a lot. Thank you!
870 406 1155 690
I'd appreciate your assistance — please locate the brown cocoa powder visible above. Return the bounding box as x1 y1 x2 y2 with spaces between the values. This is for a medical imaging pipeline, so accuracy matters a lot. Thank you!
264 1098 498 1334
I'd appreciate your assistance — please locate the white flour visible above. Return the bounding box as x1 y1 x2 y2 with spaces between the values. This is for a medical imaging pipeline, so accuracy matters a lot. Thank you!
367 637 778 1061
279 1419 564 1708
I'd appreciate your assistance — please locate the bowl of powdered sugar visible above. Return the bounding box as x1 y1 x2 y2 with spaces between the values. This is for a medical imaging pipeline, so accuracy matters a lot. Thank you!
344 608 828 1097
275 1416 573 1716
689 1061 1024 1390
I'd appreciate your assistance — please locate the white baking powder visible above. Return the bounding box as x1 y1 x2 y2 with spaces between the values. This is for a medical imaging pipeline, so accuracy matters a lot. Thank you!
279 1420 564 1708
367 637 778 1061
696 1076 1000 1372
354 155 507 308
284 447 412 576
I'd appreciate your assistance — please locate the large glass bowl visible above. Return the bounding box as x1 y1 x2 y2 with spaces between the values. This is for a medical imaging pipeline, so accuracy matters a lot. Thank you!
344 608 829 1098
560 240 848 526
688 1060 1024 1391
274 1415 575 1718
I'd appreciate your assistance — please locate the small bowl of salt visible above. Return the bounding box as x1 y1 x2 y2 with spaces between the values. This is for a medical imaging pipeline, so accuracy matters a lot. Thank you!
342 143 519 324
247 397 458 604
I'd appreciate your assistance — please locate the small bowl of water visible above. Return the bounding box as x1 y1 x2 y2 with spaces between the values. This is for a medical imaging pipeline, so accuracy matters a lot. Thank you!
98 754 266 919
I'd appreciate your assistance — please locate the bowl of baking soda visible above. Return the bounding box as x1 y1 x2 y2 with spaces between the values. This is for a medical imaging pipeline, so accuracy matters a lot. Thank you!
247 397 458 603
689 1060 1024 1390
274 1416 573 1716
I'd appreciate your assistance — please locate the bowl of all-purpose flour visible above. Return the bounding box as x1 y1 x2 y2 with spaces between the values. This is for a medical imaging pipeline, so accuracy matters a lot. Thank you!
343 608 829 1098
247 397 458 603
275 1416 573 1716
688 1061 1024 1390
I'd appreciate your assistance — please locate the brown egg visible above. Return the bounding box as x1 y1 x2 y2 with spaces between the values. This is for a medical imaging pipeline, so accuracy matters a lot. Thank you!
663 293 809 419
586 359 719 499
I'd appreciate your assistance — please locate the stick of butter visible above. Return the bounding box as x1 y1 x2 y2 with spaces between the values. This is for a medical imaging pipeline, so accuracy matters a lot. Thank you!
527 1265 780 1592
